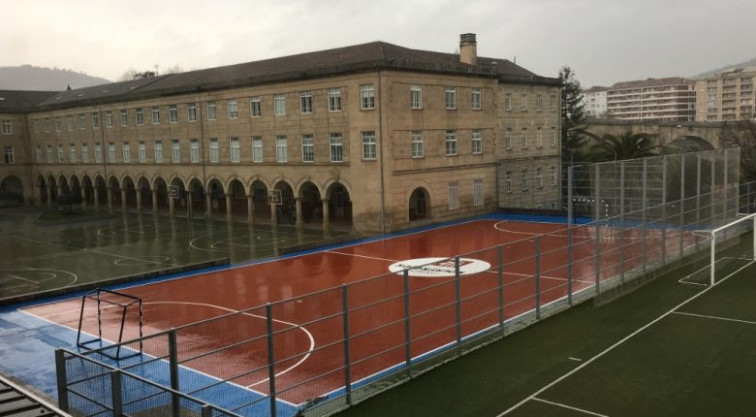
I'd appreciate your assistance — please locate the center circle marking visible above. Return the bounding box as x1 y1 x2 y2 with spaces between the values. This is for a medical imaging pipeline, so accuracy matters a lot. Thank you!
388 257 491 278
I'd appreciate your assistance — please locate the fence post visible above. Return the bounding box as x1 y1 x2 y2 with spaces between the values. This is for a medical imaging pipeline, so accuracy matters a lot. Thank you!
341 284 352 406
534 237 541 320
168 329 180 417
403 269 412 379
662 155 667 264
567 166 574 305
54 349 70 412
711 152 716 223
620 162 625 282
454 257 462 355
724 148 728 219
497 245 505 332
266 303 277 417
594 164 601 294
201 404 213 417
111 370 123 417
642 158 648 272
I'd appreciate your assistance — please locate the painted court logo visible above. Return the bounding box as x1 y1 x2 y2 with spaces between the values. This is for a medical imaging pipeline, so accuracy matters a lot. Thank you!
388 257 491 278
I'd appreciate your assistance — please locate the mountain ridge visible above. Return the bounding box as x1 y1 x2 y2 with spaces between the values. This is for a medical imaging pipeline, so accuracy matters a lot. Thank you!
0 65 111 91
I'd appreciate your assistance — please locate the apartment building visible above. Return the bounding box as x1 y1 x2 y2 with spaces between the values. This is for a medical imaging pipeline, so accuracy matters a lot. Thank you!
0 34 561 234
581 86 608 118
603 77 695 122
695 67 756 122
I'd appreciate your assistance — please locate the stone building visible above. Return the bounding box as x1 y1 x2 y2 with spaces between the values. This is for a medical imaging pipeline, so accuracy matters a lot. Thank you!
0 34 561 234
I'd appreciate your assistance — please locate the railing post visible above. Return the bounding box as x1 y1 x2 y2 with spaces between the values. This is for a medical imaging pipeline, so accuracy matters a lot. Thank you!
341 284 352 405
534 237 541 319
642 158 648 272
662 155 667 264
497 245 505 331
454 257 462 355
111 370 123 417
54 349 70 412
168 329 180 417
680 153 685 257
594 164 601 294
620 162 625 282
201 404 213 417
266 303 277 417
403 269 412 378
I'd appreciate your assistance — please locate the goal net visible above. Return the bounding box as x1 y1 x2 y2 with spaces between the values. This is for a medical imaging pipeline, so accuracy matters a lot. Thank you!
77 288 143 360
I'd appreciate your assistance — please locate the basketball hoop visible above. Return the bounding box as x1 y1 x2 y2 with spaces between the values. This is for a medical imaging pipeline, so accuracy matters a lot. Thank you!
268 189 282 205
168 185 180 200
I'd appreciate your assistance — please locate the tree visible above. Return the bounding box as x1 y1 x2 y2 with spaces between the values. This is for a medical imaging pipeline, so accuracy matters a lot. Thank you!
559 66 588 164
587 131 659 162
720 120 756 182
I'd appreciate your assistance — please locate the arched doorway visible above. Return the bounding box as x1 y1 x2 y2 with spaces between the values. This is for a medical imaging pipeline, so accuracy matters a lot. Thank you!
251 180 270 223
0 175 24 206
137 177 152 212
108 176 122 209
274 181 295 225
81 176 94 206
188 179 205 218
169 178 187 217
122 176 137 210
94 176 107 209
409 188 430 221
154 178 169 211
299 181 321 224
208 179 225 218
228 179 247 220
326 182 352 228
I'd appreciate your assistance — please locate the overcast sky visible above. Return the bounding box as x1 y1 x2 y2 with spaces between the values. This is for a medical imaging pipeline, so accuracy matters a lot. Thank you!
4 0 755 88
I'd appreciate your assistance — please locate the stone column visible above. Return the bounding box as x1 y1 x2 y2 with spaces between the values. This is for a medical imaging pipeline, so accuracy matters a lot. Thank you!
135 189 142 212
93 188 100 210
270 201 278 225
151 189 158 213
168 194 175 216
106 187 113 211
322 199 330 229
120 189 127 211
46 185 52 207
295 197 303 228
80 187 87 209
225 194 233 220
205 192 213 218
247 194 255 223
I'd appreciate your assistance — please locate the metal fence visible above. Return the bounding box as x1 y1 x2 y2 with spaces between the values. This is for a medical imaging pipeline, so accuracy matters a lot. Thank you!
56 149 748 417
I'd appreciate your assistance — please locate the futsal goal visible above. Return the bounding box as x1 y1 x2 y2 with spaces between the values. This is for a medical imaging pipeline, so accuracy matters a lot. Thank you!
77 288 143 360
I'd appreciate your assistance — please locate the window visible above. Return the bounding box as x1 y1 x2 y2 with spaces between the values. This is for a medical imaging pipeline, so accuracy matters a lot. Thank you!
445 130 457 156
330 133 343 162
471 88 482 110
471 130 482 154
506 171 512 192
328 88 341 112
448 182 459 210
34 120 39 133
302 134 314 162
105 111 113 128
0 120 11 135
227 100 238 119
550 127 557 147
411 131 424 158
138 142 146 163
188 103 197 122
152 106 160 124
536 127 543 148
171 140 180 163
362 131 376 160
250 97 261 117
136 108 144 125
4 147 14 164
44 119 50 132
55 118 61 132
274 94 286 116
521 128 528 149
521 94 528 111
550 95 557 112
536 94 543 112
209 138 219 163
78 114 86 129
81 144 89 163
67 116 73 131
410 85 422 109
473 179 483 207
504 93 512 111
521 169 528 190
95 143 103 163
122 142 130 163
190 139 199 163
445 87 457 109
230 137 240 163
252 137 263 163
505 129 512 150
154 140 163 163
536 167 542 188
92 113 100 128
300 91 313 114
36 146 42 163
207 101 217 120
360 84 375 110
58 145 64 163
551 166 557 186
107 143 116 163
46 145 53 163
120 110 128 126
69 144 76 162
169 105 178 123
276 136 287 163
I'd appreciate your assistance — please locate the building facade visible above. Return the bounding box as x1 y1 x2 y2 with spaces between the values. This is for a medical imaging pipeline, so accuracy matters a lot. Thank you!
695 67 756 122
581 86 608 118
598 77 696 122
0 34 561 234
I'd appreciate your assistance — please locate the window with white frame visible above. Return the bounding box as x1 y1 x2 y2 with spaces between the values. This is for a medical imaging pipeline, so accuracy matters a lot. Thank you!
1 120 12 135
521 128 528 149
152 107 160 124
107 143 116 163
136 108 144 125
521 94 528 111
536 127 543 148
154 140 163 163
95 143 103 163
34 120 39 134
92 113 100 128
169 105 178 123
230 137 240 163
69 144 76 162
81 144 89 163
209 138 219 163
448 182 459 210
188 103 197 122
274 94 286 116
207 101 217 120
536 167 542 188
36 146 42 163
250 97 261 117
227 100 238 119
445 87 457 109
550 94 556 112
505 129 512 150
411 131 424 158
330 133 343 162
472 88 482 110
445 130 457 155
190 139 199 163
122 142 130 163
360 84 375 110
252 137 263 162
105 112 113 128
171 140 180 163
410 85 422 109
67 116 73 131
504 93 512 111
328 88 341 112
302 134 314 162
473 179 483 206
362 131 376 160
79 114 86 129
521 169 528 190
55 118 61 132
44 119 50 132
536 94 543 112
276 136 287 163
506 171 512 192
120 109 128 126
46 145 53 163
551 166 557 186
4 146 14 164
550 127 557 147
300 91 313 114
471 130 482 154
58 145 64 163
138 141 146 163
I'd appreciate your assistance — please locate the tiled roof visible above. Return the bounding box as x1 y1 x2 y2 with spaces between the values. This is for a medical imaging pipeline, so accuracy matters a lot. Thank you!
0 90 58 112
26 40 558 111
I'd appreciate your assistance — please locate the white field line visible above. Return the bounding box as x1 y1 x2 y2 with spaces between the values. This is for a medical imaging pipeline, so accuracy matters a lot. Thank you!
671 311 756 326
532 397 610 417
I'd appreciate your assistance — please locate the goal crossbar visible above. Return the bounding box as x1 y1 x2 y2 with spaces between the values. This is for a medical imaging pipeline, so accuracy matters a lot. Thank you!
710 213 756 286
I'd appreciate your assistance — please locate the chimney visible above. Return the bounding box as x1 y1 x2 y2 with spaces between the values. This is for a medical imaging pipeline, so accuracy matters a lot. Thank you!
459 33 477 65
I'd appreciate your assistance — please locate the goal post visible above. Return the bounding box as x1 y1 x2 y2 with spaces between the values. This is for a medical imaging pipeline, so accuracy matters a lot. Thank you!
77 288 143 360
710 212 756 286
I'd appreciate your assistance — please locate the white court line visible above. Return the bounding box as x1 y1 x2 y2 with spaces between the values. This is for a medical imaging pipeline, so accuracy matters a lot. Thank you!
532 397 609 417
496 259 755 416
671 311 756 326
325 250 399 263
